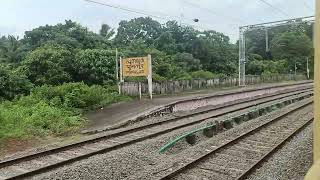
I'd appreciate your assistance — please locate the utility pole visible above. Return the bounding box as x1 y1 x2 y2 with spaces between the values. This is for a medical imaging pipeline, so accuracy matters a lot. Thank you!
295 60 297 76
238 27 246 86
238 16 314 87
119 56 123 94
307 57 310 79
265 28 269 52
115 48 120 94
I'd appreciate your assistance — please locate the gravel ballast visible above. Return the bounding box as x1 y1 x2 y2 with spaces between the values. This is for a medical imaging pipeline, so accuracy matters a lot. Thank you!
30 98 313 180
246 123 313 180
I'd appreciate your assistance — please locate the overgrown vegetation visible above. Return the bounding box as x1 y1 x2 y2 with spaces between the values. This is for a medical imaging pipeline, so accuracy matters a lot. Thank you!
0 83 130 141
0 17 313 141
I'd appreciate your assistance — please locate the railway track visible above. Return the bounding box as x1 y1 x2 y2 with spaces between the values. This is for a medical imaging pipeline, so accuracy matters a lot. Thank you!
0 86 313 179
158 99 313 180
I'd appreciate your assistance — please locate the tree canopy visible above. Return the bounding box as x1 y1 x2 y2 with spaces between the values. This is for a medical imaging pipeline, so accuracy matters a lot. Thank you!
0 17 313 100
245 22 313 75
0 17 313 142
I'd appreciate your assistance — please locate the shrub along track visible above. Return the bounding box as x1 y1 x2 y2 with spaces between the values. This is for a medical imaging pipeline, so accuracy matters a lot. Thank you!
157 99 313 180
0 85 313 180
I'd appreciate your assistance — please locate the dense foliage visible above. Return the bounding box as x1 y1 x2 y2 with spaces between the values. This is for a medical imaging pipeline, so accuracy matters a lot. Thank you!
74 49 116 85
0 83 130 140
0 65 33 101
0 17 313 141
245 22 313 75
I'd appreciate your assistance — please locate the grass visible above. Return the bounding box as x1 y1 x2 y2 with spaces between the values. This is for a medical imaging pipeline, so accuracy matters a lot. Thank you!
0 82 131 142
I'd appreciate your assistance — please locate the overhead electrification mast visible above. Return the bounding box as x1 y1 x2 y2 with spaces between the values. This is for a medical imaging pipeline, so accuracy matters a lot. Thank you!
238 15 314 86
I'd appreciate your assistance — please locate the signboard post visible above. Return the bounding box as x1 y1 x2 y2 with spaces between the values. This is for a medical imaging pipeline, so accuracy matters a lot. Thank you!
138 82 142 100
119 56 123 94
115 48 121 94
120 55 152 99
147 54 153 99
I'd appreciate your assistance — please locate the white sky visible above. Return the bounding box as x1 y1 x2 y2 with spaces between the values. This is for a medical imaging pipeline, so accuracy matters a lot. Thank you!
0 0 315 42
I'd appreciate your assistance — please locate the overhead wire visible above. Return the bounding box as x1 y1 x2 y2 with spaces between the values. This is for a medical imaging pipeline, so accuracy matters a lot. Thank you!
84 0 238 35
256 0 290 17
181 0 248 24
178 0 250 39
84 0 172 21
178 0 240 33
302 0 314 11
84 0 207 25
84 0 241 40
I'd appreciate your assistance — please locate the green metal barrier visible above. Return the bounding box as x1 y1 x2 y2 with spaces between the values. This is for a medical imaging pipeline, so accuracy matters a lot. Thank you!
159 124 215 153
159 108 260 154
158 93 312 154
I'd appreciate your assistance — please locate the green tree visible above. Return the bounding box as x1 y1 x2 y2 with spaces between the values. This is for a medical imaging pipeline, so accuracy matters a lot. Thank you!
115 17 162 46
247 59 289 75
0 36 25 65
24 44 73 85
191 30 237 75
271 31 313 72
174 52 202 72
23 20 107 50
154 31 177 54
122 38 149 57
99 24 115 40
271 31 312 59
155 63 172 78
245 22 313 60
163 21 199 53
0 65 33 100
74 49 116 85
190 70 215 79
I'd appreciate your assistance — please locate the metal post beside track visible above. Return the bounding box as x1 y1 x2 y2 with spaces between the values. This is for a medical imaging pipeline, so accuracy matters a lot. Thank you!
239 27 246 86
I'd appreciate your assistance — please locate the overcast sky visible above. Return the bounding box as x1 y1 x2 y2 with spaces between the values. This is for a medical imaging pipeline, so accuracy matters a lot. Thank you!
0 0 315 42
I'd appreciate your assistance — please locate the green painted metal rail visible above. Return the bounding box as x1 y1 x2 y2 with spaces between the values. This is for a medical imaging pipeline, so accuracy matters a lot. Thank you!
159 107 260 154
159 123 215 153
158 93 312 154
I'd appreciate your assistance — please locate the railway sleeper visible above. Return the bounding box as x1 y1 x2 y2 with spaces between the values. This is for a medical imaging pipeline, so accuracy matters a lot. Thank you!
186 134 197 145
223 119 234 129
203 126 215 137
160 92 312 154
223 94 308 131
233 94 306 129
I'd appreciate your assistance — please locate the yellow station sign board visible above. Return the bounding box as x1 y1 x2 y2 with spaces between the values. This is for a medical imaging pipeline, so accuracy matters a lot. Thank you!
122 56 149 77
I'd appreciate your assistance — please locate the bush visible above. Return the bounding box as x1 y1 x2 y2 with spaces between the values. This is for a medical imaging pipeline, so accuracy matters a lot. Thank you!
190 70 215 79
0 65 33 101
174 52 202 72
23 44 73 85
31 82 131 110
247 59 289 75
176 72 192 80
74 49 116 85
0 82 131 141
0 99 85 140
153 73 167 82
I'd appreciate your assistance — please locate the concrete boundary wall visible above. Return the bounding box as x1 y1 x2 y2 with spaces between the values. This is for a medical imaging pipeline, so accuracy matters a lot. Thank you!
121 74 307 96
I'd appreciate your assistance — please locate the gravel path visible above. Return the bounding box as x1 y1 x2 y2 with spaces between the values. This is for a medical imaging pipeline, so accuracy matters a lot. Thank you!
246 123 313 180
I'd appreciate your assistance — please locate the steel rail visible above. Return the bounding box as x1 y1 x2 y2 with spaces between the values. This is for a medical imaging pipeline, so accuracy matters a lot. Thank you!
158 99 313 179
0 86 311 167
0 88 313 179
236 117 313 180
